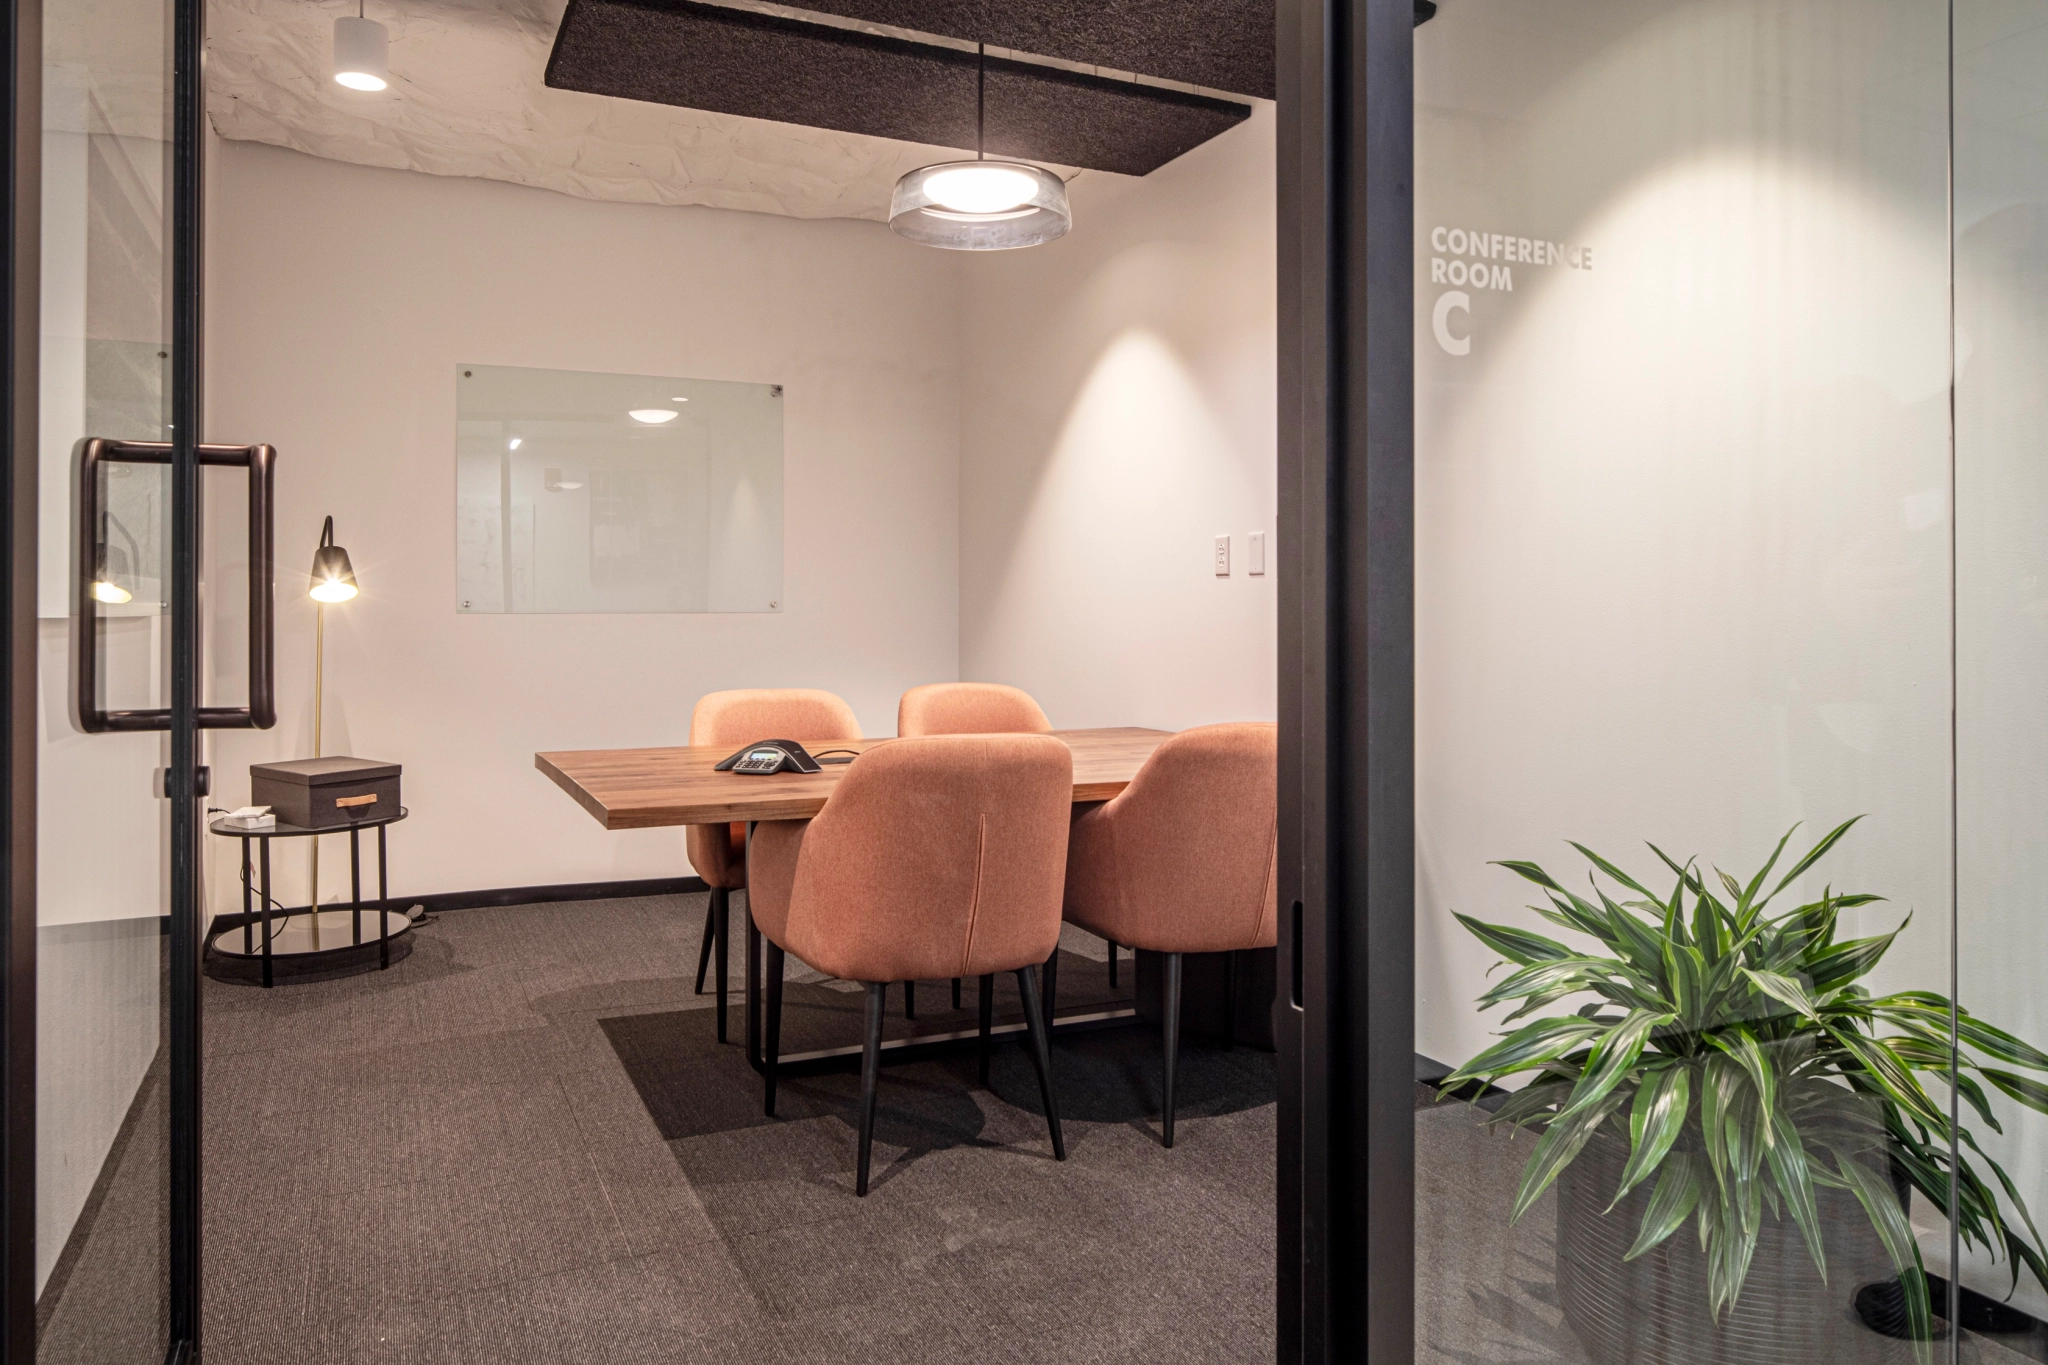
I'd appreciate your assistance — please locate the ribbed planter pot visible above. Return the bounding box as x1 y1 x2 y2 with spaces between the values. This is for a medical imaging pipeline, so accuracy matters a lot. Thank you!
1556 1132 1897 1365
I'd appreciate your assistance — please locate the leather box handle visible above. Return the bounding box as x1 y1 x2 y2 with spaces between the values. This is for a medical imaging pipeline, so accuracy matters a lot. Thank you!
336 793 378 809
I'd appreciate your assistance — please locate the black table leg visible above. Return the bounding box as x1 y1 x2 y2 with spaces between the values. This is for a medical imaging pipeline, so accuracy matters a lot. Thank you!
744 822 760 1070
350 827 362 945
763 940 785 1116
240 838 253 953
377 823 390 969
259 836 274 989
713 887 729 1044
746 912 762 1071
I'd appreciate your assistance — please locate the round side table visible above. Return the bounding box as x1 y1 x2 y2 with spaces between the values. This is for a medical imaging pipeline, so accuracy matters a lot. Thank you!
206 808 414 987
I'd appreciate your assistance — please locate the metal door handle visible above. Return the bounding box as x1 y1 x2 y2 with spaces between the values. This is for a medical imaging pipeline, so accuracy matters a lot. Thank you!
72 439 277 733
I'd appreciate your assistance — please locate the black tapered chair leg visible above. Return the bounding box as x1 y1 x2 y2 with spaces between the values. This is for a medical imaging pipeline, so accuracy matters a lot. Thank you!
1015 965 1065 1160
1042 947 1059 1024
905 979 916 1020
713 888 730 1044
952 977 962 1011
856 982 887 1196
763 940 786 1116
977 973 996 1085
694 895 718 994
1161 951 1182 1149
1108 939 1118 988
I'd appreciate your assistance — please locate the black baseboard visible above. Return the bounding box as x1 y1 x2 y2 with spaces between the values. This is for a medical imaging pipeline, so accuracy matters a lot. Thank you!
407 875 708 913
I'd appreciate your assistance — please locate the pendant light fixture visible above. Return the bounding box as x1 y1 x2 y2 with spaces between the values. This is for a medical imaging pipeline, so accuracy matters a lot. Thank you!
333 0 390 91
890 44 1070 250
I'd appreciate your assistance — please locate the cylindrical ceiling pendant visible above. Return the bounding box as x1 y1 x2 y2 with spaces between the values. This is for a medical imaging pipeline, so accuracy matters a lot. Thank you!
333 14 390 91
888 160 1071 250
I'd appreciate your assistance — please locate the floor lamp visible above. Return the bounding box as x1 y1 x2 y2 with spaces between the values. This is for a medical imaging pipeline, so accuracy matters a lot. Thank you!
308 516 358 933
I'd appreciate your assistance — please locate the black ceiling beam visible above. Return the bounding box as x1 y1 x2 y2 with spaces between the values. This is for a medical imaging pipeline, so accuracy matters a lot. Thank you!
788 0 1276 101
547 0 1252 177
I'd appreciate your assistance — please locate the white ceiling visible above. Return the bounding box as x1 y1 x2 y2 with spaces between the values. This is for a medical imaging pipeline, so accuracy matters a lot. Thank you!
205 0 983 220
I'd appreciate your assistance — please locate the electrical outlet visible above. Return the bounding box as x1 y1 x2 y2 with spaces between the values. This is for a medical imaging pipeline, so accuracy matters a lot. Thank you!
1214 535 1231 576
1249 531 1267 575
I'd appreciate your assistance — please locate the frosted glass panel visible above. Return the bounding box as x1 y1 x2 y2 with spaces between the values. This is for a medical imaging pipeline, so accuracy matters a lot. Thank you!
1413 2 1964 1362
455 364 784 614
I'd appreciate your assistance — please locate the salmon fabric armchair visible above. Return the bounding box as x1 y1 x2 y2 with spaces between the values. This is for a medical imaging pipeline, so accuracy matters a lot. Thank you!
685 688 862 1042
894 681 1054 1013
747 733 1073 1195
1060 722 1278 1146
897 682 1052 738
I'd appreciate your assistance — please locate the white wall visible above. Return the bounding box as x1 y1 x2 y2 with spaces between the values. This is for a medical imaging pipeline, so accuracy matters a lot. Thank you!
202 140 963 906
956 105 1277 733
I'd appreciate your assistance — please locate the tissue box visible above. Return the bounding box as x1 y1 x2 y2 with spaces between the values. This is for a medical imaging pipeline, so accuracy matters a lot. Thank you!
250 757 401 830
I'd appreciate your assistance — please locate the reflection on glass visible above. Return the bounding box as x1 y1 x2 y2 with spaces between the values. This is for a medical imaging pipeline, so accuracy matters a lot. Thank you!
1413 0 1963 1361
455 364 785 614
36 0 172 1356
1955 1 2048 1361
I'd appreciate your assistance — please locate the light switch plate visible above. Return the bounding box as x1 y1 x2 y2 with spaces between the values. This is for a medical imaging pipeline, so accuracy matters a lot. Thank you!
1249 531 1266 575
1214 535 1231 576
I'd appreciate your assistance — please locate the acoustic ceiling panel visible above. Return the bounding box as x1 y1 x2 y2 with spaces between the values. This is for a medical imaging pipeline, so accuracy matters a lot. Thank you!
791 0 1275 101
546 0 1252 177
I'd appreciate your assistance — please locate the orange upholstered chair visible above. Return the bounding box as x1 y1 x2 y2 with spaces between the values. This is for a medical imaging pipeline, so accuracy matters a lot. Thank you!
1059 722 1278 1147
896 682 1055 1014
897 682 1052 738
748 734 1073 1195
686 688 862 1042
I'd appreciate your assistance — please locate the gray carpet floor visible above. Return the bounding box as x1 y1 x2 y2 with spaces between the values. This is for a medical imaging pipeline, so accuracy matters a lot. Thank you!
199 893 1277 1364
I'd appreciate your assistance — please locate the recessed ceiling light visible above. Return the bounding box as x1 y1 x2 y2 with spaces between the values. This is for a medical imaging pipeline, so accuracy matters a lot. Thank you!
629 409 678 424
670 397 689 402
508 437 522 449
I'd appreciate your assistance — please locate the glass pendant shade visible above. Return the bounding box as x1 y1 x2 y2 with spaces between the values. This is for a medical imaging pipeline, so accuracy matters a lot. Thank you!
309 516 358 603
889 160 1070 251
333 15 389 91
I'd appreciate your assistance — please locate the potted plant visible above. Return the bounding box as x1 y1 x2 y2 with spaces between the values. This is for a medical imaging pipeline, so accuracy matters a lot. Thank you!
1444 818 2048 1363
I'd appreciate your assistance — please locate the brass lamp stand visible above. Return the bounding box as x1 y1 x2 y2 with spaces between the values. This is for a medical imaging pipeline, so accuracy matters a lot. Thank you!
307 516 358 941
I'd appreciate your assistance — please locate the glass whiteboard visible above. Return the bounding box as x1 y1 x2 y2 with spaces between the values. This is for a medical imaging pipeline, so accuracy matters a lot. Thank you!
455 364 784 614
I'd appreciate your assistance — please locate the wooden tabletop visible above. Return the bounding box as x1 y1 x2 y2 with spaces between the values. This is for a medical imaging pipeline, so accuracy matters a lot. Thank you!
536 728 1171 830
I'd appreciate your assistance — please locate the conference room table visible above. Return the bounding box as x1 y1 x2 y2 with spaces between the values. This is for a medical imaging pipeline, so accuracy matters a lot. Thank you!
535 727 1171 1070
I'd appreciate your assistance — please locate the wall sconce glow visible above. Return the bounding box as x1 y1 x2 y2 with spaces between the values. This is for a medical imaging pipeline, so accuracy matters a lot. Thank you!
332 11 389 91
629 409 678 424
308 516 359 603
89 579 132 605
507 437 522 450
890 160 1070 250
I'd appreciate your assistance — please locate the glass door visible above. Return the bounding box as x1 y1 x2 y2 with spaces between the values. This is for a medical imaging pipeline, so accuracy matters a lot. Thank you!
1954 1 2048 1359
1409 2 1985 1362
31 0 177 1353
22 0 237 1356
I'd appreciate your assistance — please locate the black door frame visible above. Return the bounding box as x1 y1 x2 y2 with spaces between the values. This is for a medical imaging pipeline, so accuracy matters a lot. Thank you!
1276 0 1414 1360
0 0 39 1352
3 0 1407 1358
0 0 207 1354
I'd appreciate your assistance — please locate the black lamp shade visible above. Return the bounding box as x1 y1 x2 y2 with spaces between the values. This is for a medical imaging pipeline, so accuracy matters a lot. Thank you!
309 516 358 603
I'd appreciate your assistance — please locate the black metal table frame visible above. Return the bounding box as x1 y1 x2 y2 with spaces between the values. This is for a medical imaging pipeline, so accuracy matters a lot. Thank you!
211 809 407 987
732 820 1139 1078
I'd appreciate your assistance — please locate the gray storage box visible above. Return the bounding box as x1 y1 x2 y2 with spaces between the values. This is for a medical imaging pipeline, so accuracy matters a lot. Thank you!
250 756 401 830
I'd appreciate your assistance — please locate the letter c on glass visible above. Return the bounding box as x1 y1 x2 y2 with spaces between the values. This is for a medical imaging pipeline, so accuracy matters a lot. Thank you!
1432 290 1471 356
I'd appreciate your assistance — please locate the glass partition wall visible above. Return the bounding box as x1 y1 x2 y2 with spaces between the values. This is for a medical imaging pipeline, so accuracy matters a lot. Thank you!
1412 1 2048 1362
